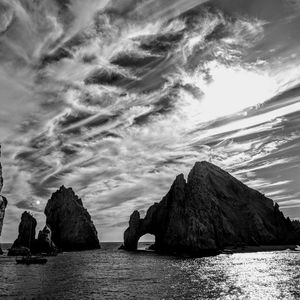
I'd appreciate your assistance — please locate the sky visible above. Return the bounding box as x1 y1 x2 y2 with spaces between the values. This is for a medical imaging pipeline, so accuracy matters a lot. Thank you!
0 0 300 242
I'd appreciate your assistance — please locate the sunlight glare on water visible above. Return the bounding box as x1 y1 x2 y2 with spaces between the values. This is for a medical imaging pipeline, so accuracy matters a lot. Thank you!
1 244 300 299
179 251 300 300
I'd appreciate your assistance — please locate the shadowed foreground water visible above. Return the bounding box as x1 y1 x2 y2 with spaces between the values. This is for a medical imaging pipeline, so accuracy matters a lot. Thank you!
0 243 300 299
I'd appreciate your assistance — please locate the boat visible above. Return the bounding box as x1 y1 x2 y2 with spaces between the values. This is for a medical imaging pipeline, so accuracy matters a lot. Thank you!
295 245 300 251
16 255 48 265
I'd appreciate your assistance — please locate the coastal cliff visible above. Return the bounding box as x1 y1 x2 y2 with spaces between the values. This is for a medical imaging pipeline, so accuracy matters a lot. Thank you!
122 161 298 256
0 146 7 255
45 186 100 251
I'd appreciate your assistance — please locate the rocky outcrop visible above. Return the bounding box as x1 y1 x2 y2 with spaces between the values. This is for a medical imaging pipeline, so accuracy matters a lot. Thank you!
45 186 100 251
8 211 37 256
8 186 100 255
0 196 7 255
122 161 298 256
36 225 57 254
8 213 57 256
0 146 7 255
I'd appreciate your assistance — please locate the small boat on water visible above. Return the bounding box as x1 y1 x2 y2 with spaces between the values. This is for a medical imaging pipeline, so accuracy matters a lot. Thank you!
16 255 48 265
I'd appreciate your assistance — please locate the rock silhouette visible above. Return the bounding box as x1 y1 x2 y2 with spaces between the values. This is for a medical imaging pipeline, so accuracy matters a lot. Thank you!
0 197 6 255
0 146 7 255
45 186 100 251
36 225 57 254
8 211 37 256
123 161 298 256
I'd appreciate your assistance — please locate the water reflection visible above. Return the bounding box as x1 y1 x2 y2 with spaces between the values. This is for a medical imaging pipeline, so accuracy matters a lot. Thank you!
179 252 300 299
1 245 300 299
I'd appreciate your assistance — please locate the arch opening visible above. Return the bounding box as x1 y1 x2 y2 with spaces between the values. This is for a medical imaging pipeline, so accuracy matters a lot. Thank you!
138 234 155 250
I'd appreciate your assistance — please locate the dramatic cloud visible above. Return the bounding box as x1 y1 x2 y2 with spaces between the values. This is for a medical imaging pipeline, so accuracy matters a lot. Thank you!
1 0 300 242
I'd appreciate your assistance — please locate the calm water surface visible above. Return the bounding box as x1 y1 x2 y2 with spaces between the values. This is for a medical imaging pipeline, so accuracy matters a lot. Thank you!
0 243 300 299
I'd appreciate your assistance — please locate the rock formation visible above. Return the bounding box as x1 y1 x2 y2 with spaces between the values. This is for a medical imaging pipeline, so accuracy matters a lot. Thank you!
36 225 57 254
8 211 37 256
122 161 299 256
0 197 7 255
0 146 7 255
8 212 57 256
45 186 100 251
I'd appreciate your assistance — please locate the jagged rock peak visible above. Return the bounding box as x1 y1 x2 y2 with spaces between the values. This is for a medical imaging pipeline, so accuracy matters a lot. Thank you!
45 186 100 251
53 185 83 206
188 161 233 181
0 145 7 255
122 161 300 257
0 196 7 236
9 212 57 256
36 225 57 254
8 212 37 256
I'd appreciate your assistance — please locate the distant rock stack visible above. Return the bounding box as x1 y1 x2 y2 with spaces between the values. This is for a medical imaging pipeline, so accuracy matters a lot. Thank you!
0 197 6 255
8 212 57 256
45 186 100 251
0 145 7 255
36 225 57 254
8 211 37 256
122 161 299 256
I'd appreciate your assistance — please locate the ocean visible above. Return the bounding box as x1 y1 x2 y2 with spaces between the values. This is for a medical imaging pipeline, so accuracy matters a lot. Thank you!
0 243 300 299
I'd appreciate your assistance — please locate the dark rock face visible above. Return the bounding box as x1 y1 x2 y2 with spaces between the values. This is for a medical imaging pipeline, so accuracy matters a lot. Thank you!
0 196 7 255
0 197 7 236
8 212 57 256
36 225 57 254
123 161 298 256
8 212 37 256
45 186 100 251
0 146 7 255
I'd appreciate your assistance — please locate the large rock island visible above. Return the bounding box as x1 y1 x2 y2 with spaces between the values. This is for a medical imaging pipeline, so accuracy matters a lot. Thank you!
122 161 299 256
45 186 100 251
0 146 7 255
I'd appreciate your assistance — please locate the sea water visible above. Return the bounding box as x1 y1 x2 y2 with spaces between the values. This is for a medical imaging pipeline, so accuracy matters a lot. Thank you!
0 243 300 299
